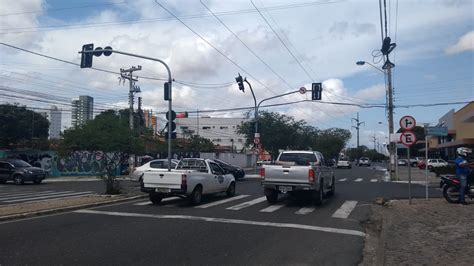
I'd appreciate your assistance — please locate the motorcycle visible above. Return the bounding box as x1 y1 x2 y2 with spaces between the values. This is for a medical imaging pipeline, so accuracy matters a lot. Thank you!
440 173 474 203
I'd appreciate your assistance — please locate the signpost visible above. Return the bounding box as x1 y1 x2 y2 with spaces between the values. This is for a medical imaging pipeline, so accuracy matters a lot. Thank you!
400 115 417 204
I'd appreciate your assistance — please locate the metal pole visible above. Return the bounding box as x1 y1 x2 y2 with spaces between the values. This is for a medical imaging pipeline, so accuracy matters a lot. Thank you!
129 71 134 130
408 146 412 204
387 65 395 180
357 113 360 148
425 130 429 200
244 79 258 174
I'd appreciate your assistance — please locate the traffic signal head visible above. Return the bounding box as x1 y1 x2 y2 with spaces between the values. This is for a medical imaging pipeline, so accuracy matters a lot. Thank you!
164 82 171 101
311 82 322 100
80 44 94 68
235 74 245 92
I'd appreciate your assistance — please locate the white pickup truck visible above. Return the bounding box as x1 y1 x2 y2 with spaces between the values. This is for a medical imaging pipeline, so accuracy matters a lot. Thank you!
141 158 236 205
261 151 335 205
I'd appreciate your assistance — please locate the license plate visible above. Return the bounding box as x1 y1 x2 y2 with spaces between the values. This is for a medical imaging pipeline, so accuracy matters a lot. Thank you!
279 186 292 192
155 188 170 193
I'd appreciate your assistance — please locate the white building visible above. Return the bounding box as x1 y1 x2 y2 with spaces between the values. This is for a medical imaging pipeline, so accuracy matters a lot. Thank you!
175 116 250 152
71 95 93 127
49 105 62 139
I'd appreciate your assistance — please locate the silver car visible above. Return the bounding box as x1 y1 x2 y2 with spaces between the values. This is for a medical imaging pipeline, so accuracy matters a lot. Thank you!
130 159 179 182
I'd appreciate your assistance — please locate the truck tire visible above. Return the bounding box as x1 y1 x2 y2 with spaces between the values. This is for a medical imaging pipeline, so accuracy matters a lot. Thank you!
264 188 278 203
190 185 203 206
226 182 236 197
149 193 163 204
13 175 24 185
326 176 335 197
313 182 324 206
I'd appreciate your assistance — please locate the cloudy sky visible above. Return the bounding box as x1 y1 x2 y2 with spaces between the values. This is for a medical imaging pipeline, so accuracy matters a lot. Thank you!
1 0 473 148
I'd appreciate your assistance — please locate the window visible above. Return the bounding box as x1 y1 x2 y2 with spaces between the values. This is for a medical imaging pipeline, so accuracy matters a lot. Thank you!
0 162 10 170
220 126 228 129
149 161 164 169
202 126 211 130
278 153 317 165
180 126 189 130
209 162 225 175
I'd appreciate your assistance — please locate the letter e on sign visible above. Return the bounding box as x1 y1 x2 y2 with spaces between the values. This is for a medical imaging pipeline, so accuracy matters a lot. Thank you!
400 131 417 147
400 115 416 131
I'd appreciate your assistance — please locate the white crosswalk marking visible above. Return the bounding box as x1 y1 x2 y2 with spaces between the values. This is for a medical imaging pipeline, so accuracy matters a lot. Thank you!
4 191 94 203
226 196 267 210
0 191 72 201
134 196 181 206
0 191 55 198
355 178 363 182
370 179 378 182
332 201 358 219
338 178 347 182
195 195 250 209
295 207 315 215
259 204 285 213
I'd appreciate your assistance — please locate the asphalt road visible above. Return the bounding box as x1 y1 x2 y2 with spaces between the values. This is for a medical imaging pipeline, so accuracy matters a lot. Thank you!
0 166 442 265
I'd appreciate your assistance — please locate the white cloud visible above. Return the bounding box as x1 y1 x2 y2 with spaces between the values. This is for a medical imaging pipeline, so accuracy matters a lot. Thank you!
445 31 474 54
354 84 386 101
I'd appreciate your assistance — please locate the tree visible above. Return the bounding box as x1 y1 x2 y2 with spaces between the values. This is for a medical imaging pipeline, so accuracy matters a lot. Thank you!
314 128 352 160
59 110 144 194
0 104 49 148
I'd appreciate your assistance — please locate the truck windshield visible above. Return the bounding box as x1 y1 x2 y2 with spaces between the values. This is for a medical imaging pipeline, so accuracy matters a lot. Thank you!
278 153 317 166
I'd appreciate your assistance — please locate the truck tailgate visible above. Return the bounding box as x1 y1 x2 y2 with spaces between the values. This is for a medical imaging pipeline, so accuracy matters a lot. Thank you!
142 170 186 189
264 165 311 184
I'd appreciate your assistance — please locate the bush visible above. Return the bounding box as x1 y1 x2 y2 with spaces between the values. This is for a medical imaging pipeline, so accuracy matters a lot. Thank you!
430 165 456 176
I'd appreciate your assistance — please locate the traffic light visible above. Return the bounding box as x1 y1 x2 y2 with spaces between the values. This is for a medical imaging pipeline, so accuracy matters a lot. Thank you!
80 44 113 68
165 110 177 139
164 82 171 101
311 83 322 100
235 73 245 92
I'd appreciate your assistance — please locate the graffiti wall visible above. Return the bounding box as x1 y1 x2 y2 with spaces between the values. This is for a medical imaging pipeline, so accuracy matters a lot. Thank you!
0 149 118 177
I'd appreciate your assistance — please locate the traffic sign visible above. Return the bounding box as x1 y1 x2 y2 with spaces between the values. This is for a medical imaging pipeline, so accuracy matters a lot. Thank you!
254 137 260 145
400 115 416 130
299 87 307 94
400 131 417 147
166 110 176 121
426 126 448 136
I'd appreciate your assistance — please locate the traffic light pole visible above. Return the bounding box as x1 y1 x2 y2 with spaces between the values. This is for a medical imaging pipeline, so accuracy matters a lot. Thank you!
243 79 257 174
79 48 174 171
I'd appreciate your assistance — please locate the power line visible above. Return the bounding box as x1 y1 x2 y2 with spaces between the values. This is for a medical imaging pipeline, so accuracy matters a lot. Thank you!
0 1 127 16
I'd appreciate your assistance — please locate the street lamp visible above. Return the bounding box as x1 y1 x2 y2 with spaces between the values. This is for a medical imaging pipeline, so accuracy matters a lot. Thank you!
356 61 385 74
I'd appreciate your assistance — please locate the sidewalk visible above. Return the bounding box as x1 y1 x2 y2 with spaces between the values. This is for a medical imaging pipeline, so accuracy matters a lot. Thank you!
360 198 474 265
390 167 440 185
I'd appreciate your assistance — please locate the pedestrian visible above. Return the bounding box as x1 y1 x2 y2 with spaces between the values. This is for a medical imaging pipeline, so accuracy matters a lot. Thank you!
455 147 474 205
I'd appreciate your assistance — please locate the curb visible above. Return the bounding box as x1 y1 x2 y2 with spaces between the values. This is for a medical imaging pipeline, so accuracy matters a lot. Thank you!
44 177 130 183
0 194 147 223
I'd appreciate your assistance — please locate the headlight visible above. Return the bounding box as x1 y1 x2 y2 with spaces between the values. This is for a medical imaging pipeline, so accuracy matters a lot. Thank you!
25 170 33 174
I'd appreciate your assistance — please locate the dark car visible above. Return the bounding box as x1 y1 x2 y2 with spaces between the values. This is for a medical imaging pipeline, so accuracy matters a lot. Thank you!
213 159 245 179
0 159 46 185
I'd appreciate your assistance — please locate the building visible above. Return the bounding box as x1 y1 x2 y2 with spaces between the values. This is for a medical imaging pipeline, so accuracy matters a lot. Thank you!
428 102 474 160
49 105 62 139
71 96 93 127
175 116 249 152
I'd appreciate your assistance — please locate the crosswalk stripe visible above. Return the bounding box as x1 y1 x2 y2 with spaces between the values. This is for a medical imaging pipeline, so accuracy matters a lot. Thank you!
259 204 285 213
295 207 315 215
226 196 267 210
0 191 55 198
354 178 363 182
134 197 181 206
338 178 347 182
370 179 378 182
0 191 72 201
4 191 94 203
332 201 358 219
195 195 250 209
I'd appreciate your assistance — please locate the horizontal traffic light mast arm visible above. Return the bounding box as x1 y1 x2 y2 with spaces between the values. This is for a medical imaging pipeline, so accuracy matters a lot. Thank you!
79 48 172 82
257 89 302 111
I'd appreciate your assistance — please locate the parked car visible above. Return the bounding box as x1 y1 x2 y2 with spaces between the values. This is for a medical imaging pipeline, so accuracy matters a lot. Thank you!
130 159 179 182
141 158 235 205
213 159 245 179
0 159 46 185
358 157 371 166
257 160 272 166
397 159 408 166
336 158 352 169
426 159 448 169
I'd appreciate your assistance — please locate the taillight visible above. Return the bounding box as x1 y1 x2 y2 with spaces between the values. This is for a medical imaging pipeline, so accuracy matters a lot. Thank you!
181 174 187 186
260 168 265 180
308 169 315 183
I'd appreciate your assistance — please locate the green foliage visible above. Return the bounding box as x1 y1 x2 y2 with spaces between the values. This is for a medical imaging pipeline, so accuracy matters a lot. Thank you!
0 104 49 148
346 145 387 161
59 109 144 194
237 111 351 159
187 135 216 152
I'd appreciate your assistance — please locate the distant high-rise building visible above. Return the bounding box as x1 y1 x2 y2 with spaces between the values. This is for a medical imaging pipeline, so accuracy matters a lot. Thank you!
49 105 62 139
71 95 93 127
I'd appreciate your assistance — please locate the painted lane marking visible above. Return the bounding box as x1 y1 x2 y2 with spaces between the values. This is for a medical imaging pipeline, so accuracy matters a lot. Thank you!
259 204 285 213
338 178 347 182
0 191 56 199
4 191 94 203
332 201 358 219
370 179 378 182
354 178 363 182
0 191 71 201
295 207 315 215
195 195 250 209
133 197 181 206
226 196 267 210
74 209 366 237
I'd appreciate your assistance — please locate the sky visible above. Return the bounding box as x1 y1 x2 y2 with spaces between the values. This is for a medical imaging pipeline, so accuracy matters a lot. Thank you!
0 0 473 149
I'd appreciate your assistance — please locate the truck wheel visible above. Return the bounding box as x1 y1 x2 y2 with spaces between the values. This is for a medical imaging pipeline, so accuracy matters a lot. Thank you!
13 175 24 185
326 177 335 197
226 182 236 197
190 185 203 205
264 188 278 203
313 184 324 206
149 193 163 204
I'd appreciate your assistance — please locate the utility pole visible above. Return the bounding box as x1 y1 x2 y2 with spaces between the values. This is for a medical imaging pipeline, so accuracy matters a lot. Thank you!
372 133 377 150
120 65 142 130
386 62 395 179
351 112 364 148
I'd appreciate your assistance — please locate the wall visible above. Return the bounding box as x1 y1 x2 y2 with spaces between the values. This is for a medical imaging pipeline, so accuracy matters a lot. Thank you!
200 152 256 168
454 102 474 140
